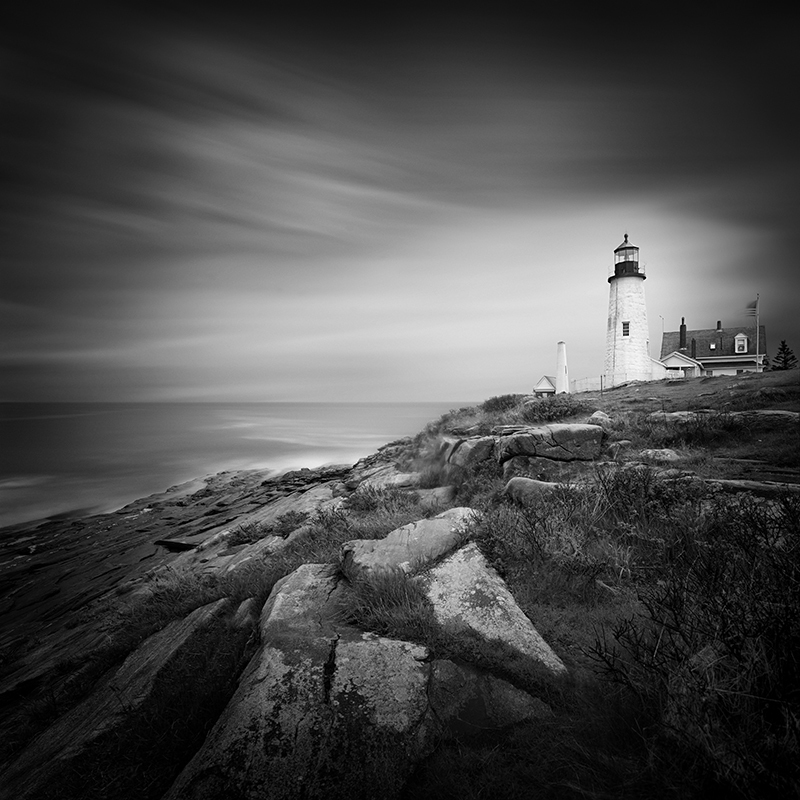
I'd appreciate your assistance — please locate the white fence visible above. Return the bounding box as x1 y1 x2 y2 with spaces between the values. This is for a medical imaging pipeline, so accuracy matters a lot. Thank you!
571 372 677 393
570 376 604 393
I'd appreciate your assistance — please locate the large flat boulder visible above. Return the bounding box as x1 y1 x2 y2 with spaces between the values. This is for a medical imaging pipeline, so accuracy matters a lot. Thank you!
586 410 613 430
495 424 604 464
0 597 256 800
704 478 800 496
166 558 553 800
648 409 798 428
411 485 458 512
502 477 568 506
417 543 567 684
340 507 475 578
501 454 593 482
428 660 551 738
164 564 436 800
134 484 343 584
345 462 421 491
738 409 799 426
447 436 497 468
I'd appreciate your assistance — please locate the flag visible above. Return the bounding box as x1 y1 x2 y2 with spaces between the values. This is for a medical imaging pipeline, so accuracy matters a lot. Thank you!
745 298 758 317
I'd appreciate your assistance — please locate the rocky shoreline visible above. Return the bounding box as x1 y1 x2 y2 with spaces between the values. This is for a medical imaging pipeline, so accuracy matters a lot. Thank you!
0 466 334 656
2 374 799 799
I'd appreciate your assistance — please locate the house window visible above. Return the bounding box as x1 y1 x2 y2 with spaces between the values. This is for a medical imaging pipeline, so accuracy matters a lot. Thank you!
622 321 630 336
735 334 748 353
709 343 716 350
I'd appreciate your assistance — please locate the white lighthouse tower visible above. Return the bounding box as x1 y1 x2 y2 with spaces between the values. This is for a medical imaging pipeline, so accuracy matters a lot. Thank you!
555 341 569 393
604 234 652 387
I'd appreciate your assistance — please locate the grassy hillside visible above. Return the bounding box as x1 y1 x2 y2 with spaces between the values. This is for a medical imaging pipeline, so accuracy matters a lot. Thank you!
400 370 800 799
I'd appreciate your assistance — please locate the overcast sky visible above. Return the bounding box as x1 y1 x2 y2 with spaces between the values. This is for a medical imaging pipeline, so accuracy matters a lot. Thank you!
2 7 798 402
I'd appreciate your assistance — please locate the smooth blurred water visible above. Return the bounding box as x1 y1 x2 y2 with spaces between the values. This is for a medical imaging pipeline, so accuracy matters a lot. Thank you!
0 402 468 528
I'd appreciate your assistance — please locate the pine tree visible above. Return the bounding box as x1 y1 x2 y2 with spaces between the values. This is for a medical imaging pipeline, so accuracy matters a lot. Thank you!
773 340 798 371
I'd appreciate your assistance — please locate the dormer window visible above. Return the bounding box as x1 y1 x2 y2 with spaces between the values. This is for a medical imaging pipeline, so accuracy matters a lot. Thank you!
709 343 716 350
735 333 748 354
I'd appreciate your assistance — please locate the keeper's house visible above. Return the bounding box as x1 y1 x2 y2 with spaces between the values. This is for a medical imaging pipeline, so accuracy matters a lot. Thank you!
660 318 767 378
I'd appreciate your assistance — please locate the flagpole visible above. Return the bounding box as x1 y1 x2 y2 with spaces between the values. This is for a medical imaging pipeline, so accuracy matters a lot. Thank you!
755 293 760 372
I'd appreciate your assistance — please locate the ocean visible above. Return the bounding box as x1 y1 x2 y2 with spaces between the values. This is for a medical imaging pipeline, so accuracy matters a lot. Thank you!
0 401 469 528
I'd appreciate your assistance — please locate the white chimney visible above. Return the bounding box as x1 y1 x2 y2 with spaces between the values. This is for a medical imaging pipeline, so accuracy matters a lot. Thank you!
556 341 569 394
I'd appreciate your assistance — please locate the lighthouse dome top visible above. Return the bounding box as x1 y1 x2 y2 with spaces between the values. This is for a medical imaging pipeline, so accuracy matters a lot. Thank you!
609 233 645 281
614 233 638 252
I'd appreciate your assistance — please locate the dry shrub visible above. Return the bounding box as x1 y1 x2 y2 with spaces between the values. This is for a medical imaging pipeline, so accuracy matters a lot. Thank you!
336 568 440 646
594 493 800 798
518 395 591 424
481 394 525 414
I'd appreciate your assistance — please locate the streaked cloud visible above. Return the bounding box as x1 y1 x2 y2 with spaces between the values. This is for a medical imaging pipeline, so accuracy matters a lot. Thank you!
2 10 797 400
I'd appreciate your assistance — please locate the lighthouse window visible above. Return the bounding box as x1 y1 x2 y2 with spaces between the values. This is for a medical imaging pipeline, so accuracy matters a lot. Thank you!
622 321 630 336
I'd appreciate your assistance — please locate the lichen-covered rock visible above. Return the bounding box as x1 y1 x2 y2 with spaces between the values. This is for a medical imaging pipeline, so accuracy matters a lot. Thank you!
732 409 799 426
437 435 462 463
447 436 497 467
164 556 566 800
606 439 633 459
412 485 457 512
502 477 566 505
645 409 800 425
345 461 421 491
639 448 682 463
704 478 800 496
428 660 551 737
418 543 568 683
340 507 475 578
157 484 343 580
0 597 255 800
496 424 604 464
501 455 593 482
164 564 437 800
587 410 612 428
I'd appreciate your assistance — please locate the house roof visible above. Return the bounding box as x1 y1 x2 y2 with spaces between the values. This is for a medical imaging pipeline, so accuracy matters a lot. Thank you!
660 325 766 360
661 351 704 368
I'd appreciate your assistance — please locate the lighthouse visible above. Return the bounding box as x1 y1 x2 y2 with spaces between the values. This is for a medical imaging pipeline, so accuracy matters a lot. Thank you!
604 234 652 386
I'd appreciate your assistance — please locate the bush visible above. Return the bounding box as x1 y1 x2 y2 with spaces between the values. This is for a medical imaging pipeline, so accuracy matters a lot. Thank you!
451 460 505 507
519 395 590 424
471 466 707 588
345 485 418 515
416 463 450 489
417 406 482 439
626 410 745 449
404 682 697 800
226 510 311 546
593 493 800 797
336 568 440 645
226 521 263 546
481 394 524 414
